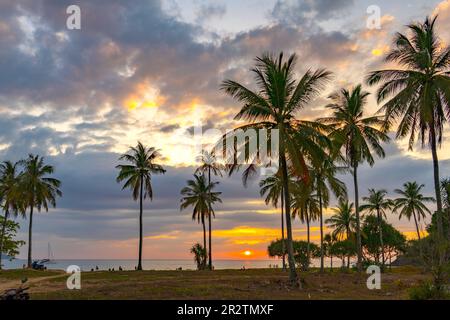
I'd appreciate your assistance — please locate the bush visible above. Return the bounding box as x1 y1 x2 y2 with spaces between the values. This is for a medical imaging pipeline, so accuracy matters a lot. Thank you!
409 281 450 300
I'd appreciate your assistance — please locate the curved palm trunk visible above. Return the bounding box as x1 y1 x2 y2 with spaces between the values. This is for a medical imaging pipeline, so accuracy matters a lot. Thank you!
430 130 444 239
281 188 286 271
412 208 423 259
280 152 298 283
27 205 34 268
202 218 207 270
306 207 310 268
208 168 212 270
318 188 324 273
353 164 362 272
0 210 9 270
377 209 385 269
137 177 144 271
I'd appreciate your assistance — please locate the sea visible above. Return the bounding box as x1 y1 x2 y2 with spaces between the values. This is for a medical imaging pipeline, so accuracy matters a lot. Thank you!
2 258 346 271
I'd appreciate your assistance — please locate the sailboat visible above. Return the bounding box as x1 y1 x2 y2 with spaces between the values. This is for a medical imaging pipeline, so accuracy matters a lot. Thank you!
40 243 56 264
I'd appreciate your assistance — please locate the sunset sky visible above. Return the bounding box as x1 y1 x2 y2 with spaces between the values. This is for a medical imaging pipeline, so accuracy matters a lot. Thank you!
1 0 450 260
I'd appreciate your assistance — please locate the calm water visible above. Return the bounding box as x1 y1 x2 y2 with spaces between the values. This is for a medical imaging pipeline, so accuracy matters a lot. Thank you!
3 259 284 271
3 258 347 271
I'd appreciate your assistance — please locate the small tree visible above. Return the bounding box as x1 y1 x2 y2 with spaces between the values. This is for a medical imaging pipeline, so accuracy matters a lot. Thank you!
190 243 207 270
330 240 356 269
361 215 406 267
0 216 25 268
268 239 319 271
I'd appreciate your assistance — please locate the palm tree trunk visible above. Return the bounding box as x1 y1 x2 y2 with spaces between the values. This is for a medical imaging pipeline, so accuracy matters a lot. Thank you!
412 209 421 241
281 188 286 271
0 210 9 270
318 187 324 273
208 168 212 270
202 218 207 270
27 205 34 268
430 129 444 239
353 164 362 272
137 177 143 271
377 209 385 269
306 209 310 268
330 255 333 271
280 152 298 283
346 229 350 269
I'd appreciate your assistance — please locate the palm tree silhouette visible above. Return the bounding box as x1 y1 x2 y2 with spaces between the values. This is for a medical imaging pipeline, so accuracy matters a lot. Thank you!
310 158 347 272
320 84 389 271
326 199 356 268
20 154 62 268
367 16 450 240
195 151 223 270
393 182 434 241
360 189 393 267
0 161 25 270
181 174 222 270
116 142 166 271
291 180 319 267
259 171 287 270
220 52 332 282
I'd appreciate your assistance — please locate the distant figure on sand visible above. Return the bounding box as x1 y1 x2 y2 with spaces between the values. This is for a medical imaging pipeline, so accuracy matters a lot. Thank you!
119 266 123 271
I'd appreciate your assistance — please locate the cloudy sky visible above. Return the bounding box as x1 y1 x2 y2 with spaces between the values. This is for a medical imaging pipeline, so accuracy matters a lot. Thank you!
1 0 450 260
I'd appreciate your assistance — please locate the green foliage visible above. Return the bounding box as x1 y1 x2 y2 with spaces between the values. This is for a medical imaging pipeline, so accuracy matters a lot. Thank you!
409 281 450 300
362 215 406 263
0 216 25 265
190 243 207 271
268 239 319 271
330 240 356 261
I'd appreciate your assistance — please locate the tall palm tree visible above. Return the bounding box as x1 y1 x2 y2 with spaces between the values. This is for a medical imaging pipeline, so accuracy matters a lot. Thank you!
291 181 320 266
195 151 223 270
311 158 347 272
181 174 222 270
360 189 393 267
220 52 332 282
259 171 287 270
366 16 450 239
116 142 166 271
319 85 389 271
393 182 434 241
0 161 25 270
326 199 356 268
20 154 62 268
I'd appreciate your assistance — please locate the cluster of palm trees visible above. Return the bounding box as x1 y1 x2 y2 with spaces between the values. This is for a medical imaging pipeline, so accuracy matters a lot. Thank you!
219 16 450 282
181 151 223 270
0 155 61 269
324 182 435 268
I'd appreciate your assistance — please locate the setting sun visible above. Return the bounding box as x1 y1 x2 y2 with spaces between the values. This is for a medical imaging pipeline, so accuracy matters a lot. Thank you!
243 250 252 256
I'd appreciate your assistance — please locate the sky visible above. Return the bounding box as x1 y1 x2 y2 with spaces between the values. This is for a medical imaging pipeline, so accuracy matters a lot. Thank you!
1 0 450 261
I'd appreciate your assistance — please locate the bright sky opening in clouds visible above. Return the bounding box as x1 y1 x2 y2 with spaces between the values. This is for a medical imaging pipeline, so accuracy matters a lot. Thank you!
1 0 450 261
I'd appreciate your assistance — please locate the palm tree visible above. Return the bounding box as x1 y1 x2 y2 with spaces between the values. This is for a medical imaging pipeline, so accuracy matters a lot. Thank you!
259 171 287 270
324 233 337 271
181 174 222 270
220 52 332 282
0 161 25 270
20 154 62 268
360 189 393 267
195 151 223 270
291 181 320 266
326 199 356 268
366 16 450 239
319 85 390 271
311 158 347 272
393 182 434 241
116 142 166 271
190 243 207 271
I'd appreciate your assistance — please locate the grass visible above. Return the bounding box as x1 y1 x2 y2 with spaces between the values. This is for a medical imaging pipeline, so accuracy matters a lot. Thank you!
0 267 431 300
